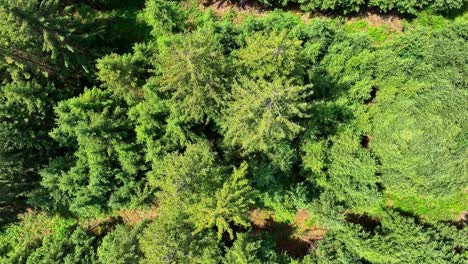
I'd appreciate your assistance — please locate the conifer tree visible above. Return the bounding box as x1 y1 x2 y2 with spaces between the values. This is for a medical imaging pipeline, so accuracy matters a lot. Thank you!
139 206 221 264
235 31 305 81
222 76 312 155
191 163 254 240
0 0 103 80
222 233 263 264
97 224 144 264
36 88 149 217
0 81 60 223
155 26 230 125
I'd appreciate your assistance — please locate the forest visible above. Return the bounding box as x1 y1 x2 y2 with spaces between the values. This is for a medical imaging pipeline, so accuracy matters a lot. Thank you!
0 0 467 263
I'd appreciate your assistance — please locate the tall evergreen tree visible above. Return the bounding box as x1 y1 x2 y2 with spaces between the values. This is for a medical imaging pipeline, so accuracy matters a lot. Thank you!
235 31 306 81
0 81 61 223
35 88 149 217
191 163 254 240
0 0 103 81
139 206 221 264
155 26 230 125
222 76 312 156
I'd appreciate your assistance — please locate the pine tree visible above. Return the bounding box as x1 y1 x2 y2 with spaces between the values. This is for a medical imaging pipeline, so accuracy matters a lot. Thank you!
26 225 97 264
35 88 149 217
155 26 230 125
97 224 145 264
191 163 254 240
0 81 60 224
0 0 103 80
235 30 306 81
222 76 312 155
139 206 221 264
222 233 262 264
151 142 223 207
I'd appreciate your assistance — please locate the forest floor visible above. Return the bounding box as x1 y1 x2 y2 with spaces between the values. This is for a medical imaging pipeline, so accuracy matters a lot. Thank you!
74 206 327 258
250 208 326 258
198 0 404 32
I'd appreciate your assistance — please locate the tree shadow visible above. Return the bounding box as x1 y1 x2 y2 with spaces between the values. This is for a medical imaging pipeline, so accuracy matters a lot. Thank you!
442 212 467 230
251 213 320 259
345 212 382 234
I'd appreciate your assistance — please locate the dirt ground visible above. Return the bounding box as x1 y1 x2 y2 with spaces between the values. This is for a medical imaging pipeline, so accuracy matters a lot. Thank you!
347 11 403 32
250 208 326 258
199 0 266 15
198 0 404 31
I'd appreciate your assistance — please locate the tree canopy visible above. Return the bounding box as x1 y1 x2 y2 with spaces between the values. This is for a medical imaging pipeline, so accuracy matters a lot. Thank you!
0 0 466 263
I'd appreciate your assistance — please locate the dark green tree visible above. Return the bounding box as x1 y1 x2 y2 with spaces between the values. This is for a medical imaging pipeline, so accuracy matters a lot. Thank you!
0 0 103 81
0 81 61 224
36 88 149 217
96 45 151 104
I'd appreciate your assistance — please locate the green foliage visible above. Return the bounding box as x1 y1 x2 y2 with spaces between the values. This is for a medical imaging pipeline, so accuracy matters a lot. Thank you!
139 207 221 264
222 233 263 264
191 163 254 240
155 26 230 125
151 142 222 204
0 81 61 223
0 81 58 155
262 185 309 223
1 1 467 263
0 0 104 80
368 0 465 14
0 212 67 263
36 88 149 217
97 224 144 264
311 213 467 263
368 22 468 220
143 0 185 37
297 0 365 14
235 31 305 81
344 21 393 43
26 225 96 264
0 0 150 221
152 143 254 240
222 77 312 155
96 49 150 104
315 129 383 213
256 0 465 14
129 82 167 158
371 85 467 220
